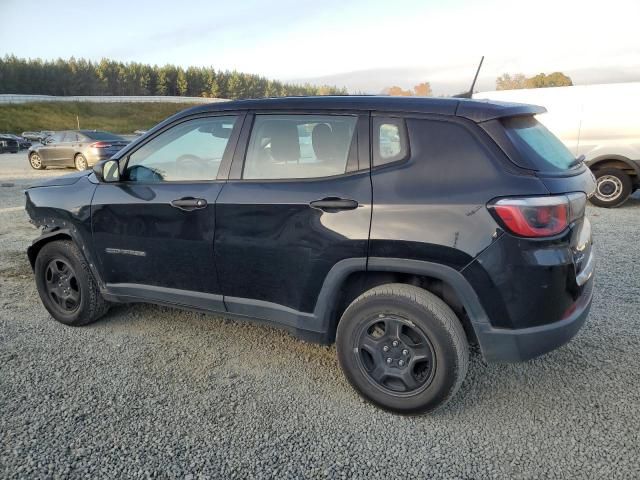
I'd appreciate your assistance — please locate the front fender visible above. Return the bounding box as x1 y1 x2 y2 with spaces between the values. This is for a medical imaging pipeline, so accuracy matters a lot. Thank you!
27 228 105 289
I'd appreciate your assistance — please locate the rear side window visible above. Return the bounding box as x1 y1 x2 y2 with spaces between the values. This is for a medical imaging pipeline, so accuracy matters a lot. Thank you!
373 117 408 166
243 114 357 180
502 116 576 171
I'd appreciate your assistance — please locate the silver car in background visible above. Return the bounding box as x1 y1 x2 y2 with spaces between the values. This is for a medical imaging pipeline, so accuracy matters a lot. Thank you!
27 130 129 171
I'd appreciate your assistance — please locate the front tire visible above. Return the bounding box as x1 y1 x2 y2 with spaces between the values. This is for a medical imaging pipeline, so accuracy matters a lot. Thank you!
74 154 88 171
34 240 109 326
29 152 45 170
590 168 632 208
336 284 469 415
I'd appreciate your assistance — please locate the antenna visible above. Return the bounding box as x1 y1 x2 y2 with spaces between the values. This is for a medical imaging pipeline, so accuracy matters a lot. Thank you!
452 56 484 98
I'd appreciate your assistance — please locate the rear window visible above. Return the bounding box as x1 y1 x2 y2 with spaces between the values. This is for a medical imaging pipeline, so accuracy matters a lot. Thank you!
84 131 122 141
502 117 576 171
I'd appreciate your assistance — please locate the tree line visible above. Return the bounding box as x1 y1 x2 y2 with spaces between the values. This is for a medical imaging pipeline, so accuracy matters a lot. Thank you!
382 82 432 96
0 55 348 99
496 72 573 90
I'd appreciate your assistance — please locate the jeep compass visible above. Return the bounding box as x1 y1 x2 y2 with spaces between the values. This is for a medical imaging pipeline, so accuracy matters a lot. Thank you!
25 96 596 414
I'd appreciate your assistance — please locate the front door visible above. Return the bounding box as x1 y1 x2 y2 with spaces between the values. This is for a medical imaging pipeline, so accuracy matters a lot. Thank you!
39 131 64 163
91 113 243 309
215 112 371 328
57 131 78 166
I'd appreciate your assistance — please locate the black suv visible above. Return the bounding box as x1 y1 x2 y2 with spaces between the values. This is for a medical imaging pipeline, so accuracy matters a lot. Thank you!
25 96 596 414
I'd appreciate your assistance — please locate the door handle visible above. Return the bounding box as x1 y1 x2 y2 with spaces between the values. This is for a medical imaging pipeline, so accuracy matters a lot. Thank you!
310 197 359 211
171 197 208 211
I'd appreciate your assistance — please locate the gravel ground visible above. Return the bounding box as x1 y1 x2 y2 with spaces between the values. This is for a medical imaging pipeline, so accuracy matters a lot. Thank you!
1 151 639 479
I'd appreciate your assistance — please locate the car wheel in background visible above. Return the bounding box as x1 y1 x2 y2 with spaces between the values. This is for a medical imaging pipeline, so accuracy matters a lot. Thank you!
34 240 109 326
29 152 45 170
590 168 632 208
336 283 469 415
74 154 89 171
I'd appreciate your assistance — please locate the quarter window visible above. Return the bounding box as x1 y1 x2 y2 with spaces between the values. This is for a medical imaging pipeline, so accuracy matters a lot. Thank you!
374 117 408 166
125 116 237 182
243 114 357 180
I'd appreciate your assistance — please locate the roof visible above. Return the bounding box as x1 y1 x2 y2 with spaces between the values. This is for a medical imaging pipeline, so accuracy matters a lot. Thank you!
178 95 546 123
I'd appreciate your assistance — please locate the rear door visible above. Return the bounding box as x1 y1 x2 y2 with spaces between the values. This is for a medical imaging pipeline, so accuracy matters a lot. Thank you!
214 111 371 328
91 113 243 308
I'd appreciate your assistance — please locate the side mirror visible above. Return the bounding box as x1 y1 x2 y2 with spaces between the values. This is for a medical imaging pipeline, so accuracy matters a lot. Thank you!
93 159 120 182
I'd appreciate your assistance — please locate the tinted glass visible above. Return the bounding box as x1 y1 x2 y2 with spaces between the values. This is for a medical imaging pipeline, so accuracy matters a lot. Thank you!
502 117 576 171
243 114 357 180
84 131 123 141
62 132 79 142
125 116 237 182
49 132 64 143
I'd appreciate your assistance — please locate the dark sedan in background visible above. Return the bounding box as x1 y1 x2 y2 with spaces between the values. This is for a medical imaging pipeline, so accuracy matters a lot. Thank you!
0 135 20 154
1 134 32 150
28 130 129 170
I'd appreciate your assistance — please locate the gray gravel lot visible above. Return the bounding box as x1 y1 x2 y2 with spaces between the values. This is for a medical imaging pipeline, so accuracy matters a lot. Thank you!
1 151 639 479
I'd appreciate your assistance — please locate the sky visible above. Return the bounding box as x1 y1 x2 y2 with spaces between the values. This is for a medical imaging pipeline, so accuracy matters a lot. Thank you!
2 0 639 95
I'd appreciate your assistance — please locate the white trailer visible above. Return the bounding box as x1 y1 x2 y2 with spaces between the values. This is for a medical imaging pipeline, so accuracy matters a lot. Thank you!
474 83 640 207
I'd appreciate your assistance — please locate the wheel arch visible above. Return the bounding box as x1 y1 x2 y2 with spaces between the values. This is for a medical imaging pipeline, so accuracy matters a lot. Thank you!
27 229 105 290
588 155 640 178
317 257 490 344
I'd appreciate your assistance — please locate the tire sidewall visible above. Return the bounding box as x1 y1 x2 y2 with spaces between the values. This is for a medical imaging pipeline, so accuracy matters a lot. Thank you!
590 168 632 208
34 242 92 326
337 293 463 414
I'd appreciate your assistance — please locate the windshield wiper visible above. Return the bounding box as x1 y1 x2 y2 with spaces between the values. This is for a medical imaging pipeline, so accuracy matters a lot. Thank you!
568 154 585 169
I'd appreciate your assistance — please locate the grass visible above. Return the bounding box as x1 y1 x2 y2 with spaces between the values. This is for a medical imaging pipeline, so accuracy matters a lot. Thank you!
0 102 202 134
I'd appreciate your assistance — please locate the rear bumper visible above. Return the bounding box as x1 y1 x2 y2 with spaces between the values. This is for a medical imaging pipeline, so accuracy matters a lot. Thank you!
475 277 594 362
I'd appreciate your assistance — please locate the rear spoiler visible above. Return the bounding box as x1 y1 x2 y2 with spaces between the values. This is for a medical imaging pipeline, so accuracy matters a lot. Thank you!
455 99 547 123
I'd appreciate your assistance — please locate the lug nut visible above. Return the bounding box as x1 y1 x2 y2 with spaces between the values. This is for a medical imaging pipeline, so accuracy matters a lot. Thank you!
386 358 392 364
392 340 399 347
398 360 405 367
402 349 409 356
383 345 389 352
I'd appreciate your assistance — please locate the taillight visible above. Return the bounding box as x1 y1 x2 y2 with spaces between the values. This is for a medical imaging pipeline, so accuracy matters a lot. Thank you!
90 141 111 148
488 193 586 238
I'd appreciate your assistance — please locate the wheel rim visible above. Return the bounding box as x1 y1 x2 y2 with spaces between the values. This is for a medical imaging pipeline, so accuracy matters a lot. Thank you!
44 259 81 313
595 175 623 202
30 153 41 168
76 156 87 170
355 314 436 396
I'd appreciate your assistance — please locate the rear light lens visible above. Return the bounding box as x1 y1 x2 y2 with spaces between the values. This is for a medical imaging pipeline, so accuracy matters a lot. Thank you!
90 141 111 148
488 193 586 238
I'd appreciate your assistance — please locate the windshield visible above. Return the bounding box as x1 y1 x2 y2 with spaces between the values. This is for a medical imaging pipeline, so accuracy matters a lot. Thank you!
502 116 576 171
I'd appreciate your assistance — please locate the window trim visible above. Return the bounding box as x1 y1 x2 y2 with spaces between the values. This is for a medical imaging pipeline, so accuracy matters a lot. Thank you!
229 110 370 182
116 112 245 185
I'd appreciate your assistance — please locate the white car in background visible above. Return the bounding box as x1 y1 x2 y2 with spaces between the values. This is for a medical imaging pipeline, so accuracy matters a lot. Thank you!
475 82 640 207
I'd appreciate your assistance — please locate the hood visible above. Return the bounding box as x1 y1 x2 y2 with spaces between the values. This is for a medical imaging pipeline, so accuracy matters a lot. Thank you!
28 170 92 188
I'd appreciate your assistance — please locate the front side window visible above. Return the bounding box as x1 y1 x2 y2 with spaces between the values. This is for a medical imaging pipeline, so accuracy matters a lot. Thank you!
125 116 237 182
243 114 357 180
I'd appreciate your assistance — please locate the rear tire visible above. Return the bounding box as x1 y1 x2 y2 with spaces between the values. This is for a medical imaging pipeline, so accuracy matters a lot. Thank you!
34 240 109 326
590 168 632 208
29 152 45 170
74 154 88 171
336 283 469 415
